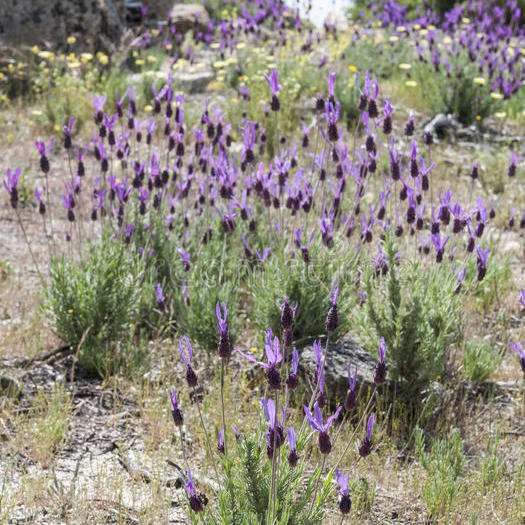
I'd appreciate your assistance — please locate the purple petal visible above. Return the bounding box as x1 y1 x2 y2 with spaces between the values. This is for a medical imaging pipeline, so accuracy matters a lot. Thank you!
366 412 375 440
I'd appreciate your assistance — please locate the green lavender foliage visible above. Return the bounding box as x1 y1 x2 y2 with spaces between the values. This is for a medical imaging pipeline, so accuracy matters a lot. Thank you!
197 425 333 524
171 228 244 354
360 234 461 394
415 427 465 518
45 238 142 375
463 339 504 384
249 240 358 344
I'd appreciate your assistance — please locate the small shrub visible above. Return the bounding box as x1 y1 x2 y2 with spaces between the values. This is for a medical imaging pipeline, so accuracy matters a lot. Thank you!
249 240 358 344
463 339 503 385
360 234 461 396
415 427 465 518
45 238 143 375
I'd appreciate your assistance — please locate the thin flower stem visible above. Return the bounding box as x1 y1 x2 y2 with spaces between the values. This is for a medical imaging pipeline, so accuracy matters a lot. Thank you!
270 390 280 522
308 454 326 516
179 426 188 469
333 385 378 471
15 209 44 285
220 360 227 455
339 515 346 525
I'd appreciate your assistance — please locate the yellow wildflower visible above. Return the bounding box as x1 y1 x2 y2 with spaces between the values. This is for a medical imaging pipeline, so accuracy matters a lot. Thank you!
405 80 417 87
490 92 503 100
67 36 76 44
348 65 357 72
399 63 411 70
494 111 506 119
473 77 485 85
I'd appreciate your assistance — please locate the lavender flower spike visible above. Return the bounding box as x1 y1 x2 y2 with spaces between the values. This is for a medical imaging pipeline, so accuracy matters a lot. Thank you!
156 283 165 311
326 278 339 334
169 388 183 427
358 412 375 457
335 469 352 514
237 336 283 390
4 167 21 209
303 402 342 454
179 335 198 388
510 341 525 373
216 301 231 359
218 429 225 454
374 337 387 385
264 69 282 111
287 426 299 467
519 288 525 310
281 296 297 348
182 468 204 513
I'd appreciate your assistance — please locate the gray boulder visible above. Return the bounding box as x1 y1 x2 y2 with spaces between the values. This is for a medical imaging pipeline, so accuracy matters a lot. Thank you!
299 333 377 400
168 4 210 34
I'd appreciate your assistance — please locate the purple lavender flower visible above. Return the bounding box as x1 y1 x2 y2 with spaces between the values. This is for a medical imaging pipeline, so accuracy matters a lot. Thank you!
218 429 225 454
345 363 358 411
179 335 198 388
510 341 525 373
303 402 342 454
169 388 183 426
62 184 75 222
63 117 74 149
453 266 466 295
431 233 450 263
3 168 21 209
287 426 299 467
281 297 297 348
335 469 352 514
374 338 387 385
35 139 53 173
89 94 107 124
232 425 240 440
327 72 336 104
508 151 521 177
264 69 282 111
518 288 525 310
295 228 315 264
35 186 46 215
237 335 283 390
358 412 375 457
475 246 489 281
326 278 339 334
182 468 204 514
261 397 285 458
325 101 340 142
216 302 231 359
156 283 166 311
177 248 191 272
281 296 297 331
286 347 299 390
